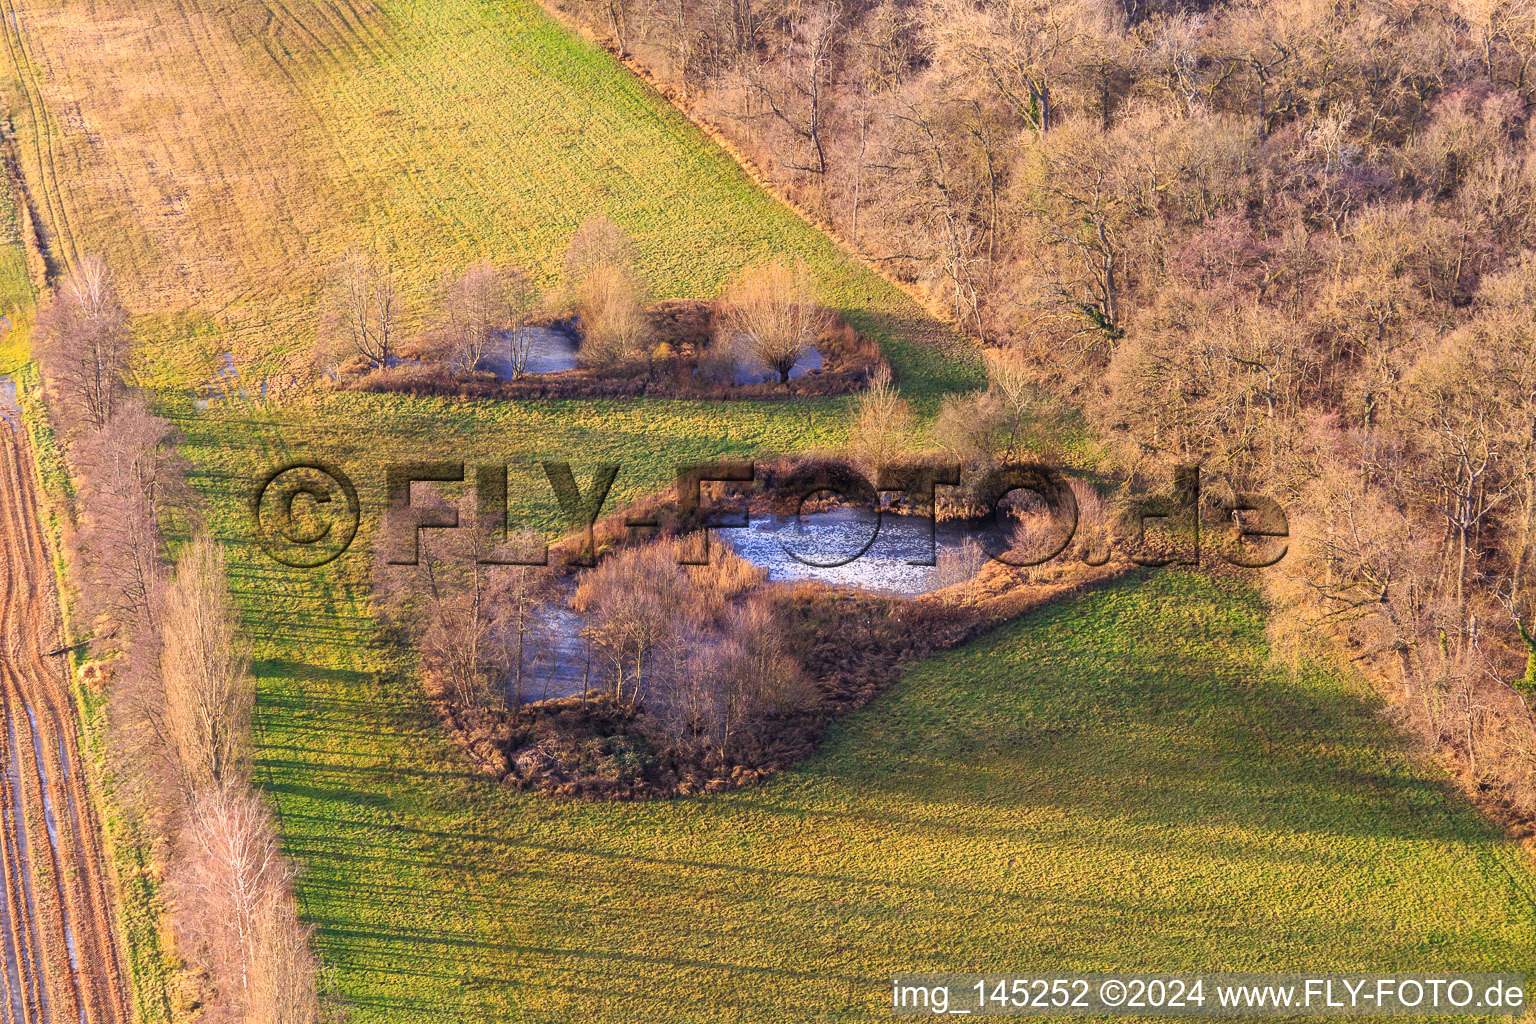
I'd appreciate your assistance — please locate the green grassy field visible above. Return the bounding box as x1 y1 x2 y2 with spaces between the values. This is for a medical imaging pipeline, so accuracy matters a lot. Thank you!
0 186 35 374
0 0 976 398
4 0 1536 1018
177 396 1536 1022
198 536 1536 1021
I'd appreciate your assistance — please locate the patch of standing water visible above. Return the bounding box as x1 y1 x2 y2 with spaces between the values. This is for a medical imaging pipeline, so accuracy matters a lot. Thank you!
4 714 50 1020
479 326 581 380
732 344 822 386
25 703 85 1023
510 604 594 704
0 715 28 1023
0 374 18 432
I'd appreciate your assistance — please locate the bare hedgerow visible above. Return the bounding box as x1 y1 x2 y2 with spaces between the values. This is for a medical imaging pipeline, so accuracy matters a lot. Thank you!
178 784 276 1018
247 877 323 1024
70 396 187 640
159 532 254 796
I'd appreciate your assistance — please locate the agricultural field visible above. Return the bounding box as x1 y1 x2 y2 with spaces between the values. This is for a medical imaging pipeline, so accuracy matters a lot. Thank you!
0 0 972 396
0 0 1534 1020
165 459 1536 1022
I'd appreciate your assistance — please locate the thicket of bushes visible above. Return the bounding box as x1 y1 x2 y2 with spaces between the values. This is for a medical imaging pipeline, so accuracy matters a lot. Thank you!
369 460 1138 798
559 0 1536 829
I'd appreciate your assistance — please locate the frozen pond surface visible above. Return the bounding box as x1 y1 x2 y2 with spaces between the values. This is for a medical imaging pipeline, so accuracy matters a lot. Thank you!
480 326 581 379
510 509 1007 704
720 508 1003 596
732 344 822 386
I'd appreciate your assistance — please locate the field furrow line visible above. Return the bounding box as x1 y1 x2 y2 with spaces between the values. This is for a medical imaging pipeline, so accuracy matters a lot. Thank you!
0 414 130 1023
0 0 76 269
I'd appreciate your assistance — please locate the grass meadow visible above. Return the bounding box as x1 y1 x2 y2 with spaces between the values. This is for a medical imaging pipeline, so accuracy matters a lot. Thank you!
1 0 1534 1019
0 0 974 397
0 187 35 373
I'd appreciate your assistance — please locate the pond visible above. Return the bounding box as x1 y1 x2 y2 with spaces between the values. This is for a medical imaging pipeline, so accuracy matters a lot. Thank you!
719 508 1005 596
508 508 1007 703
731 344 822 386
479 326 581 380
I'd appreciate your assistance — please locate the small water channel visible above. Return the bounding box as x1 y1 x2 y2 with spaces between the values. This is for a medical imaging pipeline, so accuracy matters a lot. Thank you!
0 374 18 432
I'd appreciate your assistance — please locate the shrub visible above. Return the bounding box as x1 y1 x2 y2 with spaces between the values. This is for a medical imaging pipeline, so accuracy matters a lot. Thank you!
716 260 829 385
847 365 913 473
575 262 652 366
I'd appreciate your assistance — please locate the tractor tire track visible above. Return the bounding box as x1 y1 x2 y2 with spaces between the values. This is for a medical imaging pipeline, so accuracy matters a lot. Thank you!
0 409 129 1024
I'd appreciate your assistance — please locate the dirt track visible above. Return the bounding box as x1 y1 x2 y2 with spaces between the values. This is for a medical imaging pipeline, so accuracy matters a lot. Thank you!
0 406 129 1023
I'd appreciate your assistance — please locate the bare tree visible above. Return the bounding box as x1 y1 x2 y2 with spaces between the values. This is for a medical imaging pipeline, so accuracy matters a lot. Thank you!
321 247 400 370
503 291 544 380
575 262 652 366
847 365 912 472
35 255 130 434
882 100 994 335
181 784 284 1011
717 260 829 384
933 389 1011 467
444 262 535 373
560 217 651 366
374 490 550 710
743 5 843 179
160 533 254 794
